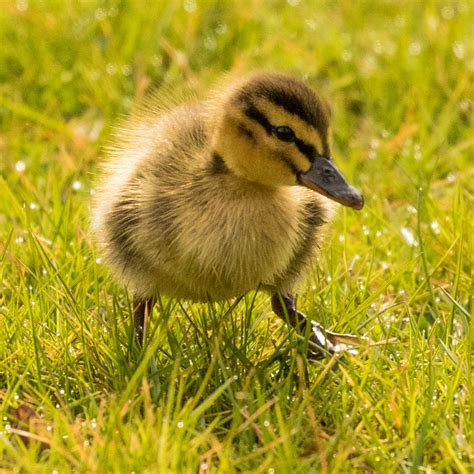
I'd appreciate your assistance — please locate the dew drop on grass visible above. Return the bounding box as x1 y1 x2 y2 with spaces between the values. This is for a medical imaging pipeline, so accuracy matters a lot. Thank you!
177 421 184 429
430 221 440 235
72 180 82 191
441 6 455 20
408 42 422 56
268 469 275 474
200 463 208 471
215 23 227 35
414 143 422 160
15 160 26 172
452 42 465 59
106 63 117 75
15 236 24 244
373 40 383 55
95 8 106 20
122 64 132 76
204 36 217 50
341 50 352 61
263 420 270 427
455 434 466 448
401 227 417 246
183 0 196 13
16 0 28 11
370 138 380 149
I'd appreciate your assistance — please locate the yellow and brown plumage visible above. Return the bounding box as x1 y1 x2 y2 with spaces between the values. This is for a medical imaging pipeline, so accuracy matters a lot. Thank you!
92 72 364 354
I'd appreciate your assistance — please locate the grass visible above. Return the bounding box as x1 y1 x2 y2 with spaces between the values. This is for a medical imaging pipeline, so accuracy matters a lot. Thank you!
0 0 472 471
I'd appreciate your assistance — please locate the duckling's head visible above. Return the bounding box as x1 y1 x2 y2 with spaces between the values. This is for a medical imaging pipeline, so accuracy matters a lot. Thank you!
211 73 363 210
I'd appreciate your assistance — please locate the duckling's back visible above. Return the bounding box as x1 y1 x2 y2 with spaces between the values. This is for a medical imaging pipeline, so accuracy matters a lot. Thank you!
92 103 209 294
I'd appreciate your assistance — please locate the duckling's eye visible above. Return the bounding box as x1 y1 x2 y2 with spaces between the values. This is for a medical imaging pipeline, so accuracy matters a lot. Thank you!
272 126 295 142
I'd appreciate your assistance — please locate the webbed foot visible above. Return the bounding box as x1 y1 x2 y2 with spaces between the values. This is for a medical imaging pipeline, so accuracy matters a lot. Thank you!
271 292 367 358
309 320 368 358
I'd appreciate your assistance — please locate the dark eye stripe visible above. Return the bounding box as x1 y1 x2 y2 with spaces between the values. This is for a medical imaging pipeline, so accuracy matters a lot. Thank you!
280 156 299 176
294 138 317 162
237 122 255 141
266 89 315 128
244 105 273 134
243 103 319 167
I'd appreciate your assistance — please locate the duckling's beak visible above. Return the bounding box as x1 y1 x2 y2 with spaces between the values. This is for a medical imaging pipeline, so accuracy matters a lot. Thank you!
298 158 364 210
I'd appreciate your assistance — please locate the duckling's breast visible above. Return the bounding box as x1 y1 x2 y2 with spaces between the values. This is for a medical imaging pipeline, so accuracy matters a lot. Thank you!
160 180 305 300
138 172 326 301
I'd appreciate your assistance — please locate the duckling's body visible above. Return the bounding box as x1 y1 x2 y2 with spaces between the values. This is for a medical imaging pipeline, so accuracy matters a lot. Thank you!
93 73 364 354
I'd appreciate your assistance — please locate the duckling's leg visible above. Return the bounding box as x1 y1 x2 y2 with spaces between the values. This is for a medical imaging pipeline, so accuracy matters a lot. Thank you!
271 293 363 357
133 296 155 345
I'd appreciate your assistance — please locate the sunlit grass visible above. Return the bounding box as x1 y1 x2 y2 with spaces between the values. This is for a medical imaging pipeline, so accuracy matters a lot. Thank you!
0 0 472 472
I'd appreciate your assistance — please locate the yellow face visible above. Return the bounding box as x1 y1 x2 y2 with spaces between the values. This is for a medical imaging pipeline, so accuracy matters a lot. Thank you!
212 77 331 188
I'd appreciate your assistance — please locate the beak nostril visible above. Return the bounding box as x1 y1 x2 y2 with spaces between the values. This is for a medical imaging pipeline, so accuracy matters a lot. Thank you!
322 167 336 183
300 158 363 209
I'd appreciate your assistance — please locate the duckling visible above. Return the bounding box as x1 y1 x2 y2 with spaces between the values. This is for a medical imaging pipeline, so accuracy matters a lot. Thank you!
92 72 364 356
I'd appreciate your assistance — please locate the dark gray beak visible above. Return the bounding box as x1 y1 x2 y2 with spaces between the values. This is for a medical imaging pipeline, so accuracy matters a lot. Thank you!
298 158 364 210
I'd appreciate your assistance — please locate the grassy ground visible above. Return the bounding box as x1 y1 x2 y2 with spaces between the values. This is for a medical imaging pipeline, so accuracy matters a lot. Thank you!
0 0 472 472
